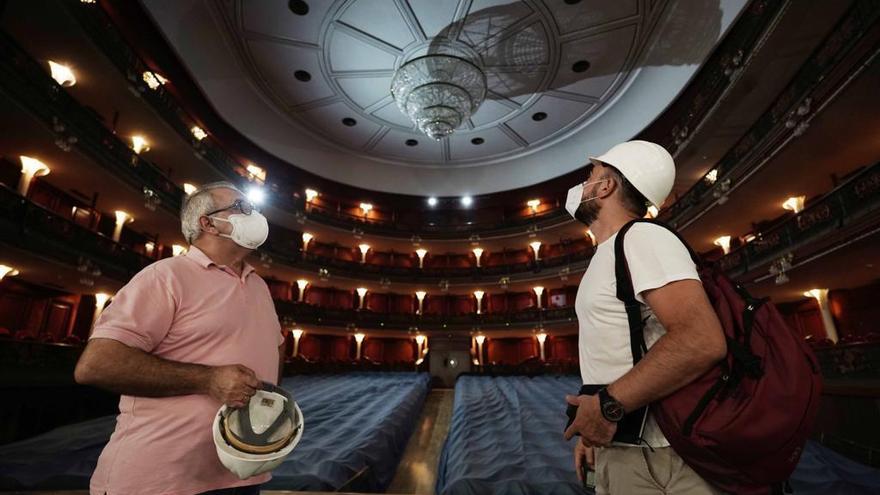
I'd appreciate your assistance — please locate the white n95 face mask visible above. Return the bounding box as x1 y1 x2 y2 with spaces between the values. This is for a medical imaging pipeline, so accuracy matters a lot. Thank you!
211 212 269 249
565 178 609 224
565 183 585 218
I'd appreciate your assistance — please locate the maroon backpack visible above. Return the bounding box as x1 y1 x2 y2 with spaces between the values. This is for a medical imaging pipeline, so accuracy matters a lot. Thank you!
615 219 822 495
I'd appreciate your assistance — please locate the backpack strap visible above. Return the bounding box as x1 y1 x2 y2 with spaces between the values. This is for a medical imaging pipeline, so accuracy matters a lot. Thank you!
614 218 700 366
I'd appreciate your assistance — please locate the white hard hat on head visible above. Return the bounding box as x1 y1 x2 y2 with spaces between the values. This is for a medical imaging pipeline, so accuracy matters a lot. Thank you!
589 140 675 208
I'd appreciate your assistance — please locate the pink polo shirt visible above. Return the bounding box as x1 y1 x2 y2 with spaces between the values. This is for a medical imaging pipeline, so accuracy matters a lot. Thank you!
89 246 283 495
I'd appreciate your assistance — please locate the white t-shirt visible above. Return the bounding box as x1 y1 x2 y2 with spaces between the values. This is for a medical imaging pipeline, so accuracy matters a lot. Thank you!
576 222 700 447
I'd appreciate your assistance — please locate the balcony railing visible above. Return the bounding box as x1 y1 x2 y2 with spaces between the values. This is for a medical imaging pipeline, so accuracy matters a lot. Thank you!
275 300 576 331
0 185 152 281
0 31 186 216
718 162 880 277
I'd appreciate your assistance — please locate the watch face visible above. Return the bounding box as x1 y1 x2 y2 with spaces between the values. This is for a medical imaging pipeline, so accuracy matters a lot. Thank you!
603 401 625 422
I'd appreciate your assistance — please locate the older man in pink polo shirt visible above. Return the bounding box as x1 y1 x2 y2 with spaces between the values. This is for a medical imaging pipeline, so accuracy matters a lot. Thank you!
74 182 285 495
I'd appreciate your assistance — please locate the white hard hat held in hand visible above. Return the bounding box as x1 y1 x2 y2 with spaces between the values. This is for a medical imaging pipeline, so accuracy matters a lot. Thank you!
212 382 304 480
589 140 675 208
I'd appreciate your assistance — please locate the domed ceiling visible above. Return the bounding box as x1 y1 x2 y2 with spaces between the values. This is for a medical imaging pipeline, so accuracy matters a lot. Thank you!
143 0 747 195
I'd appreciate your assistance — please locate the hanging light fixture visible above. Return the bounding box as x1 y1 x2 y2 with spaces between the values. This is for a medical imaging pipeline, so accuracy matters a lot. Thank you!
391 52 487 140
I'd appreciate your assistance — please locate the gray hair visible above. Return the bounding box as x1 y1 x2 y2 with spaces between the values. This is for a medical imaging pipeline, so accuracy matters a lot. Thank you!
180 181 243 244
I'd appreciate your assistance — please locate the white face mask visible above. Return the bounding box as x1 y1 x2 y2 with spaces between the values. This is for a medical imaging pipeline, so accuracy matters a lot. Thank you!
565 178 609 220
211 212 269 249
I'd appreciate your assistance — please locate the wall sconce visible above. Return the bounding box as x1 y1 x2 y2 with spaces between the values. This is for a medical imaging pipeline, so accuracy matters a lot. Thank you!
245 164 266 184
131 135 150 154
536 332 547 361
533 286 545 309
473 290 485 315
172 244 187 257
113 210 133 243
475 334 486 366
472 247 483 267
190 126 207 141
359 202 373 217
529 241 542 261
782 196 805 214
804 288 838 343
358 243 370 263
415 334 425 356
142 71 169 90
183 183 198 195
0 265 20 281
354 332 365 359
704 168 718 185
302 232 313 252
48 61 76 87
713 235 731 255
415 248 427 269
18 156 50 197
356 287 368 310
296 279 309 303
415 291 427 315
91 292 111 335
305 189 318 202
144 241 155 257
527 199 540 213
291 328 303 357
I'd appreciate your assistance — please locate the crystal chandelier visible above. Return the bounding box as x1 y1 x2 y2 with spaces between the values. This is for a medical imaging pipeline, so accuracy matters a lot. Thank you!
391 54 487 140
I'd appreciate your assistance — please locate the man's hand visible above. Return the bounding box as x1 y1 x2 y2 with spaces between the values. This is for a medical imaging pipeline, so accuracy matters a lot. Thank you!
573 441 594 483
563 394 616 447
207 364 260 408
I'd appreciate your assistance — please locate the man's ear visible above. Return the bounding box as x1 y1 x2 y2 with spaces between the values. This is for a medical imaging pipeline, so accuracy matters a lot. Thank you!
198 215 217 235
597 175 617 200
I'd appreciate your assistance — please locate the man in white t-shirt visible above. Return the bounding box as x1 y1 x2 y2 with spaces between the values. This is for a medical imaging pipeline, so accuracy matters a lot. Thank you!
561 141 728 494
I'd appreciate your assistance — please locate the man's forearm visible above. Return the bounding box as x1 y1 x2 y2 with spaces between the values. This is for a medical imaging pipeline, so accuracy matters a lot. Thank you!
75 338 211 397
607 330 720 413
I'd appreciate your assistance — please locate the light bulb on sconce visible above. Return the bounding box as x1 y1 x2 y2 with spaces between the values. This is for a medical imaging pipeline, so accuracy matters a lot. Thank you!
472 247 484 267
358 244 370 263
529 241 542 261
296 279 309 302
302 232 314 252
714 235 732 255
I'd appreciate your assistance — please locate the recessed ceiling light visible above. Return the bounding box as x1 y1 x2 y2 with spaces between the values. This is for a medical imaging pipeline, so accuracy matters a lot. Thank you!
288 0 309 15
294 70 311 82
572 60 591 73
461 196 473 207
471 137 484 145
406 139 418 146
342 117 357 127
532 112 547 121
427 197 438 207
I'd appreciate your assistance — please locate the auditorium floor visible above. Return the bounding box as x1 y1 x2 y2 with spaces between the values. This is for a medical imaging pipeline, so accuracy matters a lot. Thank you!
387 388 455 494
14 389 456 495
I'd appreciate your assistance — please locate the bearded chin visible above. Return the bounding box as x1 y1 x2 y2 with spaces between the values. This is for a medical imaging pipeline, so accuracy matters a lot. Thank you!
574 201 601 226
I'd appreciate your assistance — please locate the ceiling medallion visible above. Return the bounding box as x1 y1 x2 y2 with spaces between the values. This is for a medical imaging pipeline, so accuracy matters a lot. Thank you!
391 53 487 140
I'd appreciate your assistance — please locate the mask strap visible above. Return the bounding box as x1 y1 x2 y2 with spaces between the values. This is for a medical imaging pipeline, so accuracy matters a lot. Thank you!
577 178 610 206
206 215 233 239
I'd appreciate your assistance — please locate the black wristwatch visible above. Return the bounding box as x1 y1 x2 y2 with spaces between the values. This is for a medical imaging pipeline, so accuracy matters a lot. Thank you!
598 387 626 423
